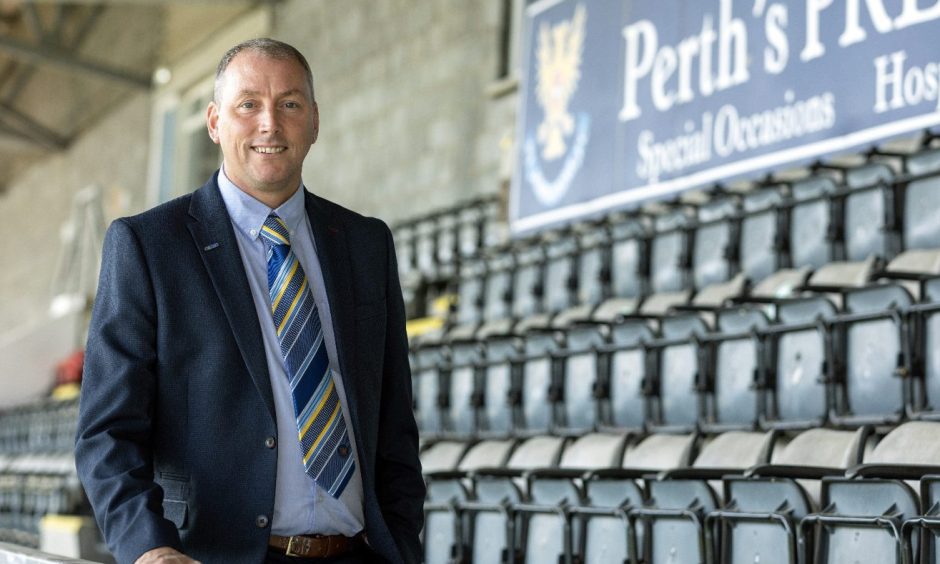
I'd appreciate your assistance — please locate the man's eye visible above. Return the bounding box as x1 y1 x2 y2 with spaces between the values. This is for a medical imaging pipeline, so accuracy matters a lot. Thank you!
239 101 255 109
284 101 300 109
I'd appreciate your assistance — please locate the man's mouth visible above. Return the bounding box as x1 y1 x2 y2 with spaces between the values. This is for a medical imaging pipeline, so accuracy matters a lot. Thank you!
253 146 286 154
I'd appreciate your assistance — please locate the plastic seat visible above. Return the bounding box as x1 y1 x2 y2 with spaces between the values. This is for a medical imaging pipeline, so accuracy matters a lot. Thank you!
910 277 940 419
511 241 547 323
738 185 785 283
803 421 940 564
649 207 693 294
542 229 580 316
710 427 871 564
634 431 778 564
423 439 516 564
761 296 838 429
842 162 897 262
597 319 655 432
445 342 483 439
413 343 449 438
517 330 562 435
691 194 739 291
461 436 568 564
477 336 521 438
902 147 940 252
550 220 612 327
829 283 913 426
555 324 608 435
452 256 487 330
514 433 629 564
701 308 769 432
648 314 710 432
788 175 838 269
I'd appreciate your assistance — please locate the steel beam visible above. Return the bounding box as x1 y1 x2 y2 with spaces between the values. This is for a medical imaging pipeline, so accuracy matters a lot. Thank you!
0 35 150 88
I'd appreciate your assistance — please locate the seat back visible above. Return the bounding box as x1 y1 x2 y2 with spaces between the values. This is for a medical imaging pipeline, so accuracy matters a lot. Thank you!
479 337 519 437
738 186 785 283
649 207 692 294
692 195 739 290
519 332 561 434
702 308 769 431
557 325 607 435
447 342 482 438
903 148 940 252
482 249 514 323
649 315 709 431
843 162 895 262
762 296 837 429
511 242 546 320
831 284 913 425
608 214 648 300
413 344 449 437
789 176 837 269
454 256 486 327
542 231 579 314
601 320 654 431
575 221 611 307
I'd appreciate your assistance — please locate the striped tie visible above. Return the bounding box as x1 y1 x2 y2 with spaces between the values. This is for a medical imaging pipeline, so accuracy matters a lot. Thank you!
260 213 355 498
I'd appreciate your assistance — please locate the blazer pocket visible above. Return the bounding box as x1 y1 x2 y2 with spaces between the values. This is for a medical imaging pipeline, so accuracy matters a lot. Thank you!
355 299 387 320
158 474 189 529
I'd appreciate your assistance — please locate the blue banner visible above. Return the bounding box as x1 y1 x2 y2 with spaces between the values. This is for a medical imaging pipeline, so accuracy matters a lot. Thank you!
511 0 940 233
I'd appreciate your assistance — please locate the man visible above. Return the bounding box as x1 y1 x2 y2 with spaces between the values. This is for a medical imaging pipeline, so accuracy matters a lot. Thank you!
75 38 425 564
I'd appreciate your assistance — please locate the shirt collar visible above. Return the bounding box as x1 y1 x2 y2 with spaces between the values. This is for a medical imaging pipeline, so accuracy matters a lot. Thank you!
217 164 307 242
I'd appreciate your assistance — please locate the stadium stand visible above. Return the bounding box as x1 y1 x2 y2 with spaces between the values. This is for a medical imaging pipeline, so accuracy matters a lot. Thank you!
400 134 940 563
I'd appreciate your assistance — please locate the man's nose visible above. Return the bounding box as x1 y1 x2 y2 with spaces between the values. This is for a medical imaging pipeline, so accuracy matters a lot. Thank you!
258 106 281 133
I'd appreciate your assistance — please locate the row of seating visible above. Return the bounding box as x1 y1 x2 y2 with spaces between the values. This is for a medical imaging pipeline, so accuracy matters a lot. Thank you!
0 398 79 455
436 144 940 336
420 422 940 564
0 453 81 549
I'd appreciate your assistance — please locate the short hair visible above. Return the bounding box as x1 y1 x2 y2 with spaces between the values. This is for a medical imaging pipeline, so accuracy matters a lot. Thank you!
214 37 315 103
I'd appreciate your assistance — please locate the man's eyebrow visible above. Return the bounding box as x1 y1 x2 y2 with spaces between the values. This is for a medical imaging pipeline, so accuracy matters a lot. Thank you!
234 89 305 98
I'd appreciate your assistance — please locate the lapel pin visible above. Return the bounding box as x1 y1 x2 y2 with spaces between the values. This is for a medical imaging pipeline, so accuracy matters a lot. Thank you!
203 242 220 251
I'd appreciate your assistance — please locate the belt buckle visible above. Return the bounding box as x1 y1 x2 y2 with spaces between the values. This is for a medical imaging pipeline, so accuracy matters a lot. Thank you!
285 535 312 557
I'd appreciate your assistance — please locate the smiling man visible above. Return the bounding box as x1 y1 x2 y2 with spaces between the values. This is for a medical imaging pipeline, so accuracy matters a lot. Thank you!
75 38 424 564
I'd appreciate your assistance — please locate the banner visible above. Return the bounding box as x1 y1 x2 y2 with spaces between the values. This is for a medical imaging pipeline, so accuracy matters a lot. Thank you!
510 0 940 233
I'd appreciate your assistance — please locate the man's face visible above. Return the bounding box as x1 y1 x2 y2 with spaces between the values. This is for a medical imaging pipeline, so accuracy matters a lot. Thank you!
207 51 318 207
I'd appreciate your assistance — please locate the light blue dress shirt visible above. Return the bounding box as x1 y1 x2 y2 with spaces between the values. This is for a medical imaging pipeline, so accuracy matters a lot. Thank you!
217 166 365 536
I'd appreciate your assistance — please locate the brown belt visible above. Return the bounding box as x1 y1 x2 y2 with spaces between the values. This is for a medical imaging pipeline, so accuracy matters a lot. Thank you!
268 533 362 558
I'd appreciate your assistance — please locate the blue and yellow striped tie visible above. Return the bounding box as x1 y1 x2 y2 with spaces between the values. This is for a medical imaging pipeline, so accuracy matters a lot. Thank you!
260 213 355 498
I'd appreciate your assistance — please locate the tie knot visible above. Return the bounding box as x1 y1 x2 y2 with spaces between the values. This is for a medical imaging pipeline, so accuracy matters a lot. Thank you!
261 214 291 247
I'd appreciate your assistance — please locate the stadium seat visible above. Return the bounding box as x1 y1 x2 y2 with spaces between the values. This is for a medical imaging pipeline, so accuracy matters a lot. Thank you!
517 330 562 435
597 319 655 432
829 283 913 426
633 431 778 564
841 161 897 263
648 205 693 295
738 185 785 284
477 335 520 438
647 314 710 432
446 342 483 439
802 421 940 564
690 192 739 291
787 174 839 270
413 343 449 438
709 426 872 564
555 323 608 435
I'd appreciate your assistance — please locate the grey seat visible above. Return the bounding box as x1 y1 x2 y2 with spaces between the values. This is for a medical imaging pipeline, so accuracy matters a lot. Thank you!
902 148 940 253
760 296 838 429
802 421 940 564
597 319 655 432
550 220 612 327
829 283 913 426
648 206 693 295
423 439 516 564
445 342 483 439
477 336 521 438
633 431 779 564
413 343 449 438
701 307 770 432
648 314 710 432
460 436 568 564
517 330 562 435
691 194 739 291
555 324 608 435
842 162 897 262
589 213 650 323
788 175 838 269
738 185 785 284
514 433 629 564
910 277 940 419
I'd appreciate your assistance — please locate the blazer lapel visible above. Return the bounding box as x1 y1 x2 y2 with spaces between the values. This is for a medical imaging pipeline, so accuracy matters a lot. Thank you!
304 192 362 435
187 176 276 421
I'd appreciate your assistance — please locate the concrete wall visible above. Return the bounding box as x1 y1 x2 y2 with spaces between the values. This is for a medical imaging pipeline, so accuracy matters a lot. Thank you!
276 0 513 224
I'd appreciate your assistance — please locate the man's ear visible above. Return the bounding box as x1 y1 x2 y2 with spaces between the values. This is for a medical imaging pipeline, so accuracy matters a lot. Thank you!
206 101 221 144
311 101 319 145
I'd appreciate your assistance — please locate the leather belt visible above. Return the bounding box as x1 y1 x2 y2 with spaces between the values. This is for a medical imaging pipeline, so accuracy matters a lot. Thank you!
268 533 362 559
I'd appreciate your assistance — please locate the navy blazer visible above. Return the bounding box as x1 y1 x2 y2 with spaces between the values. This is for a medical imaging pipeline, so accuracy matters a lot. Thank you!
75 175 424 564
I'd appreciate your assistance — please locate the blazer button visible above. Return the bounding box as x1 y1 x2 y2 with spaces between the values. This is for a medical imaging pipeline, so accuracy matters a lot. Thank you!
256 515 269 529
264 436 276 449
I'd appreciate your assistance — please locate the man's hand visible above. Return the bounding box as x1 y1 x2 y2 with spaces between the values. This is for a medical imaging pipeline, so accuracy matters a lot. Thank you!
135 547 201 564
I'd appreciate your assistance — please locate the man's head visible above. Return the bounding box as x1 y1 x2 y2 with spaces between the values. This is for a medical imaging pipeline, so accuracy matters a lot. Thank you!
207 38 319 208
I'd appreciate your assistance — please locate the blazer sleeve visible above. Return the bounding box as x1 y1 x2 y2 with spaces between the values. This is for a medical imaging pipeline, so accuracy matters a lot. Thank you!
74 219 184 564
374 224 426 564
